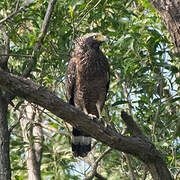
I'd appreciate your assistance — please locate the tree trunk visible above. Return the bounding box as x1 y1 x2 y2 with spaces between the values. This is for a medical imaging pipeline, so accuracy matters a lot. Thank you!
20 103 43 180
0 27 11 180
147 0 180 54
0 90 11 180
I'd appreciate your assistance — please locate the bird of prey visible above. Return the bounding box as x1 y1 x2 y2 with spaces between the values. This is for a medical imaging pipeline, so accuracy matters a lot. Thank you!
65 33 110 157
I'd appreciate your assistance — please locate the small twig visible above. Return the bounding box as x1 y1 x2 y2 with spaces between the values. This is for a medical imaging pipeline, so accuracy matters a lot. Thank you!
78 0 94 16
75 0 102 29
123 153 137 180
0 6 25 25
8 107 23 132
0 53 33 58
161 93 178 104
68 15 76 54
85 147 112 180
8 120 20 133
152 105 160 137
49 40 71 57
104 105 116 130
30 103 63 125
15 0 21 11
33 121 70 137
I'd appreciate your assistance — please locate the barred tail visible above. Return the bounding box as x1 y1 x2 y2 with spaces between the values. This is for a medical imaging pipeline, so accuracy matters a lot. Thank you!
72 128 91 157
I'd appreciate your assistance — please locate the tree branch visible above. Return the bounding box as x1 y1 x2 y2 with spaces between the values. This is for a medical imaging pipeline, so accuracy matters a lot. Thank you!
123 153 137 180
0 6 25 25
0 53 33 58
85 147 112 180
0 69 173 180
121 111 144 137
33 121 70 137
22 0 57 77
75 0 102 29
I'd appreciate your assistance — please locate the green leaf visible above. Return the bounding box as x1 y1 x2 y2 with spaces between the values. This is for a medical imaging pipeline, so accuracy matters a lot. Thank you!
112 100 128 106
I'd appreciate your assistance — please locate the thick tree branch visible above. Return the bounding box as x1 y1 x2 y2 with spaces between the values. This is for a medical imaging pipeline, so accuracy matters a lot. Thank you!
0 69 173 180
0 68 150 158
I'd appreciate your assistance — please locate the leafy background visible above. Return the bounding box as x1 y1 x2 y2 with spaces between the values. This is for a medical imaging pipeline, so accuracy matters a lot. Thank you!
0 0 179 179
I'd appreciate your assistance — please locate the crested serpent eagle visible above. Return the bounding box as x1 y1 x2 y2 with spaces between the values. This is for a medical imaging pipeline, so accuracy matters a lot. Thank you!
65 33 110 157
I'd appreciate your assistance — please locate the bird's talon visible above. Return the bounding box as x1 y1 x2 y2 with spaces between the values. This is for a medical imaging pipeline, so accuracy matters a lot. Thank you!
98 118 107 127
104 122 109 128
88 114 97 120
99 117 104 123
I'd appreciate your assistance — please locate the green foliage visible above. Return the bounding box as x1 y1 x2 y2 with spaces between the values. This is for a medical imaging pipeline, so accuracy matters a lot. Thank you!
0 0 179 179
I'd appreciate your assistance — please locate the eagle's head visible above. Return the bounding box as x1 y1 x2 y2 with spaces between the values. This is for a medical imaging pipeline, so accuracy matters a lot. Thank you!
75 33 107 51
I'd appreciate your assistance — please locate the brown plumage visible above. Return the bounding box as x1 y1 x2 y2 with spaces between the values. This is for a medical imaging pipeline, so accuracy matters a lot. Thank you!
65 33 110 157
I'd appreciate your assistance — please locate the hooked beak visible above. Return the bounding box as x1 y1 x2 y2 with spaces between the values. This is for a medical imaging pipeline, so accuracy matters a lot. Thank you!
93 34 108 42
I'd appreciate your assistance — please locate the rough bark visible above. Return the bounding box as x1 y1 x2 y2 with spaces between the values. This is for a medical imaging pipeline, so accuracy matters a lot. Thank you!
0 91 11 180
20 103 43 180
0 26 11 180
147 0 180 54
0 69 173 180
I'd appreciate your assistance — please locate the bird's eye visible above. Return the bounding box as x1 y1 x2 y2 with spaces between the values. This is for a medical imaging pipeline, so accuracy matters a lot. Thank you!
93 35 98 40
